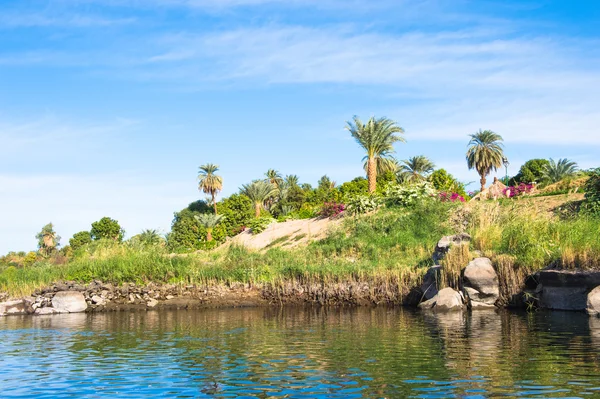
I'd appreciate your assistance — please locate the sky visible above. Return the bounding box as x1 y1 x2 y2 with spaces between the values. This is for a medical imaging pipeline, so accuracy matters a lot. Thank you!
1 0 599 253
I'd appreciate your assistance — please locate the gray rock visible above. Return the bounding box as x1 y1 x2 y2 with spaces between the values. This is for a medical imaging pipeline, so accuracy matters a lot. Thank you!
588 286 600 316
52 291 88 313
147 298 159 308
418 287 465 312
0 299 34 316
91 295 106 305
433 233 471 263
420 265 441 300
463 257 499 306
537 270 600 311
34 307 62 315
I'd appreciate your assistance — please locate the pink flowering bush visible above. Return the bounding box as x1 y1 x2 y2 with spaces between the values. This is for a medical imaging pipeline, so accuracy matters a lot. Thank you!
439 192 466 203
320 201 346 218
504 183 534 198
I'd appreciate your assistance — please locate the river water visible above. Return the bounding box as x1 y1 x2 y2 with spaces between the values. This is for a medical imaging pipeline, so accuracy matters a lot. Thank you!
1 307 600 398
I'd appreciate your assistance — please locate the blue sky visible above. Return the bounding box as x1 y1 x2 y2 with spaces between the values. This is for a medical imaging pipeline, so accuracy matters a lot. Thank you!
1 0 599 253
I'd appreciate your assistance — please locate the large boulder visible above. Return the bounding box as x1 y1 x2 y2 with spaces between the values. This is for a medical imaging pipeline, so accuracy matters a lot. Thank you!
463 257 499 307
0 298 34 316
433 233 471 264
537 270 600 311
588 286 600 316
418 287 465 312
52 291 88 313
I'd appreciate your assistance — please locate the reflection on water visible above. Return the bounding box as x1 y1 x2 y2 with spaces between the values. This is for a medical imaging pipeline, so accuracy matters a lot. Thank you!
1 307 600 398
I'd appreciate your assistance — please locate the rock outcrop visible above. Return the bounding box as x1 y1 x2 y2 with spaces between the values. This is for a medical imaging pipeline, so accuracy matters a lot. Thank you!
433 233 471 264
420 265 441 301
535 270 600 311
463 257 499 308
418 287 465 312
587 286 600 316
0 298 34 316
52 291 88 313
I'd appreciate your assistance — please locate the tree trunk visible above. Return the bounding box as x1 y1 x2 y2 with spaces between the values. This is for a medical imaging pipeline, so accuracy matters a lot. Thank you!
367 156 377 194
206 228 213 242
480 176 487 193
255 202 261 218
212 192 218 214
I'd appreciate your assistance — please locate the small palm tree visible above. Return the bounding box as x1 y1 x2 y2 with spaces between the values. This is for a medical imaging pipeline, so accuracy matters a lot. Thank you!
198 163 223 214
265 169 284 189
138 229 163 246
398 155 435 183
285 174 299 188
241 180 279 217
194 214 226 242
346 116 405 193
466 130 505 192
36 223 60 257
542 158 578 184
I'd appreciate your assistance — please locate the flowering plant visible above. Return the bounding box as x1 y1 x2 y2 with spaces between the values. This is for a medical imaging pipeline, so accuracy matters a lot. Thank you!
319 201 346 218
439 192 466 202
504 183 534 198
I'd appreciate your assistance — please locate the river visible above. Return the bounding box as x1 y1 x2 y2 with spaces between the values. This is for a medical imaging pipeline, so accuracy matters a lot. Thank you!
1 307 599 398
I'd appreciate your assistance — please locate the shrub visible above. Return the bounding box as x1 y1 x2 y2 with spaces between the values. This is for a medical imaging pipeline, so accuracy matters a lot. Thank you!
91 217 124 241
248 217 276 234
582 168 600 216
385 181 436 207
70 231 92 251
503 183 534 198
319 201 346 218
510 159 550 185
429 169 468 198
438 192 466 202
346 195 383 216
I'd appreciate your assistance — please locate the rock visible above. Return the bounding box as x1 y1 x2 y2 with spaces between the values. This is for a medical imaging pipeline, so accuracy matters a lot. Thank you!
463 257 499 306
536 270 600 311
51 291 88 313
420 265 441 300
587 286 600 316
91 295 106 306
418 288 465 312
0 299 34 316
166 295 175 300
147 298 158 308
34 307 62 315
433 233 471 263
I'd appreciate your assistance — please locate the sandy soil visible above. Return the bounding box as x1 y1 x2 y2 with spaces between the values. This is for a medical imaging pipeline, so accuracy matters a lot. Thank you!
228 217 341 251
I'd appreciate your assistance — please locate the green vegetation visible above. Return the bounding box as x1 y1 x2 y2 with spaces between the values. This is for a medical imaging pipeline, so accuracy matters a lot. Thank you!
194 214 226 242
35 223 60 257
542 158 578 184
510 159 550 185
398 155 435 183
198 163 223 214
91 217 124 241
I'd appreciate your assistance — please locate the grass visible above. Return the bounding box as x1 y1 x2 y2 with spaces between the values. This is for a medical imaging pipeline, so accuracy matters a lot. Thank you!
0 201 456 297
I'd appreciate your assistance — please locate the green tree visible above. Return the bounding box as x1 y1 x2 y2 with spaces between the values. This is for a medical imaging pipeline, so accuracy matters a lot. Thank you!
284 174 299 188
90 217 124 241
362 156 399 176
194 214 226 242
69 231 92 251
582 168 600 215
466 130 505 192
511 159 550 185
338 177 369 200
429 169 468 197
36 223 60 257
132 229 164 246
241 180 279 218
218 193 254 235
265 169 284 189
345 116 405 193
398 155 435 183
542 158 578 184
198 163 223 214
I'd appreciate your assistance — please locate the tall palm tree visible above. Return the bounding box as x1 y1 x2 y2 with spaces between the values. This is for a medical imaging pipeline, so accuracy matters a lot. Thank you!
241 180 279 217
542 158 578 184
362 154 399 175
265 169 284 189
345 116 405 193
466 130 505 192
398 155 435 183
194 214 226 242
198 163 223 214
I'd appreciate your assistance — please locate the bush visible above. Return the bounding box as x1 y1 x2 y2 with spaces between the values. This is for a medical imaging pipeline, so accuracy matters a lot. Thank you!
582 168 600 216
438 192 466 202
510 159 550 185
248 217 276 234
429 169 468 198
503 183 534 198
91 217 124 241
293 204 318 219
346 195 383 216
70 231 92 251
385 182 436 207
319 202 346 218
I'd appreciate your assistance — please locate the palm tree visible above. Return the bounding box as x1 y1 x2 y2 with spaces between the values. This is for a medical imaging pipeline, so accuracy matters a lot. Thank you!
345 116 405 193
265 169 284 189
398 155 435 183
36 223 60 257
194 214 226 242
542 158 578 184
241 180 279 217
198 163 223 214
362 154 399 175
138 229 163 246
466 130 505 192
285 174 299 188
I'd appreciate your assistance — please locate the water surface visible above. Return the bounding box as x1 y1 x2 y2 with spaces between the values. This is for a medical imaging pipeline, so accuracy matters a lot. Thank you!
1 307 600 398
